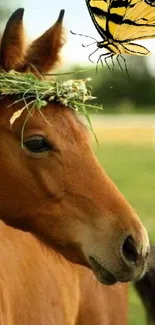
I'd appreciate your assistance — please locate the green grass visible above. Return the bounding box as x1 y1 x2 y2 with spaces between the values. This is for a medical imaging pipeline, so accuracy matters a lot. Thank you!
94 143 155 325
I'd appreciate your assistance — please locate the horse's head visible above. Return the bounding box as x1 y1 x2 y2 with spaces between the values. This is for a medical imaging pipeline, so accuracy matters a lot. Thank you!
0 8 150 285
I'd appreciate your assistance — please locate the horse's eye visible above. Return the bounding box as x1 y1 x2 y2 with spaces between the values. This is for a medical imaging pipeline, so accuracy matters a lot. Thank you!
24 136 52 153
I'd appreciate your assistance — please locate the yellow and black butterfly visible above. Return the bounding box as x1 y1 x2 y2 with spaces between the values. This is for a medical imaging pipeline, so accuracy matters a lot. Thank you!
72 0 155 72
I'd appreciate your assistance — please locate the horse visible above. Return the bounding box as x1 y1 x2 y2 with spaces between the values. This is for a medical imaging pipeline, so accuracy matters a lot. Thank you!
0 7 151 325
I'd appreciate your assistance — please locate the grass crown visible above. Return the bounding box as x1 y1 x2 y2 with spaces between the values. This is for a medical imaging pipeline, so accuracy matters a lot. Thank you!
0 70 102 140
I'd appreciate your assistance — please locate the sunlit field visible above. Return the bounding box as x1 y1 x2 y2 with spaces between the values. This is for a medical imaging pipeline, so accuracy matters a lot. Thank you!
92 116 155 325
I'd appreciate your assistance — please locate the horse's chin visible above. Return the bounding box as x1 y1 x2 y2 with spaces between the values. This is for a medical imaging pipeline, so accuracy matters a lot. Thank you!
89 256 118 285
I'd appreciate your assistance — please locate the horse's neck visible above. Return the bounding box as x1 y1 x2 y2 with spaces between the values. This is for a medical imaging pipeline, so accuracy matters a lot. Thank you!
0 219 75 273
0 221 128 325
0 220 81 324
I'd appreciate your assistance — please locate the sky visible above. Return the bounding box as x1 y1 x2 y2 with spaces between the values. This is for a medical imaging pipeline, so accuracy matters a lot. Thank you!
2 0 155 67
23 0 102 65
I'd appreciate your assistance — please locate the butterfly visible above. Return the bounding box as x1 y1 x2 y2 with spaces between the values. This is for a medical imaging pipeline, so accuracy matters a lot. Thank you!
72 0 155 72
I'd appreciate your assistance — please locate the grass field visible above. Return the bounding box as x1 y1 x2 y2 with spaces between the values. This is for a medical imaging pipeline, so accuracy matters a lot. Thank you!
92 137 155 325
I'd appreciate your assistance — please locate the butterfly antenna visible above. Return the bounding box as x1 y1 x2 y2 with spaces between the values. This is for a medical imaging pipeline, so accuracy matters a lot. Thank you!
82 41 98 47
70 30 97 42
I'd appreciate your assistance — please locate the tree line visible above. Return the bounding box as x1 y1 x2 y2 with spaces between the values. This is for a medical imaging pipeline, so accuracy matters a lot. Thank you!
69 56 155 114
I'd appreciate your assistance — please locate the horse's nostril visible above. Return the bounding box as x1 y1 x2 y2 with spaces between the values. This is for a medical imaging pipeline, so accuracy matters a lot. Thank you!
122 236 139 265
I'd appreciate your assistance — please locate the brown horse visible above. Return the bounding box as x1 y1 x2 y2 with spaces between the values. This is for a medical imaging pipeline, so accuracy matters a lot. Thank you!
0 8 150 325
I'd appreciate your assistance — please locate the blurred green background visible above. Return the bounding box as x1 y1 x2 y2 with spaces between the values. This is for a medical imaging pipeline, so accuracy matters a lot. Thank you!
1 2 155 324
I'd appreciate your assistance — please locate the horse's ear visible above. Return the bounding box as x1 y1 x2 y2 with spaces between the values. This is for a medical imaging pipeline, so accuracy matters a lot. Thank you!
23 9 66 74
0 8 25 71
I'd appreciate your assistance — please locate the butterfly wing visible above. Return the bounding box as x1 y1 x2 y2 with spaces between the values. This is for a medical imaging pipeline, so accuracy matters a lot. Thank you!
119 41 151 54
85 0 111 40
145 0 155 6
113 0 155 42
